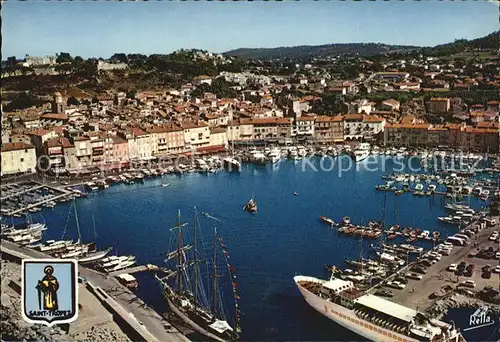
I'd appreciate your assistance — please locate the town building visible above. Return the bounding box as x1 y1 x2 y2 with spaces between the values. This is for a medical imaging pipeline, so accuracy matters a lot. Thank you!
180 121 210 150
1 142 37 176
314 116 344 143
426 98 451 114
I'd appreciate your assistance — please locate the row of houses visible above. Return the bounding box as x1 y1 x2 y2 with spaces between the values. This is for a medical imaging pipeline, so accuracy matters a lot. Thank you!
384 121 499 152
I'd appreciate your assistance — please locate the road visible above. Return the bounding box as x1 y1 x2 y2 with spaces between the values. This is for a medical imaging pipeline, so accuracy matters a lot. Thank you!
0 240 190 342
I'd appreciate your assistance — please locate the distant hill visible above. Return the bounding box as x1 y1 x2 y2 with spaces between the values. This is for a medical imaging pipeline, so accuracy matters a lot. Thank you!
422 31 499 56
224 31 499 59
224 43 420 59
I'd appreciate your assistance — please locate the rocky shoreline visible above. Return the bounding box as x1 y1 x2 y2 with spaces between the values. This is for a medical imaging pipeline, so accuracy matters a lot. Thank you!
427 293 500 319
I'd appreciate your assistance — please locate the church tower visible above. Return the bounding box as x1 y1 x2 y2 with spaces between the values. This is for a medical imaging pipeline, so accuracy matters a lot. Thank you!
52 92 65 113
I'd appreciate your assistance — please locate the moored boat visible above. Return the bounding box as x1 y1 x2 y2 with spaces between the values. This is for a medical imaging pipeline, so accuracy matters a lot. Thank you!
320 216 336 226
154 209 241 341
294 274 463 342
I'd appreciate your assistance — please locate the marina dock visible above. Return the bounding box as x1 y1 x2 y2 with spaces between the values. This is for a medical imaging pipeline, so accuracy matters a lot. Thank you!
1 181 73 216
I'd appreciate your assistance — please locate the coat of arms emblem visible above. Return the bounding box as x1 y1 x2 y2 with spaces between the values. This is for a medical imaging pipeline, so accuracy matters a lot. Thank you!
22 259 78 326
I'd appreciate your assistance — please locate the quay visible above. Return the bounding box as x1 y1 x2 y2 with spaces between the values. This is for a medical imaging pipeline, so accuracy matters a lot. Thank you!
108 264 160 277
371 217 500 313
0 239 190 342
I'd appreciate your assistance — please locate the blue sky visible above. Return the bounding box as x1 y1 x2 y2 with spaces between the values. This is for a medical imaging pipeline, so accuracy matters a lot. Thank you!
3 1 498 59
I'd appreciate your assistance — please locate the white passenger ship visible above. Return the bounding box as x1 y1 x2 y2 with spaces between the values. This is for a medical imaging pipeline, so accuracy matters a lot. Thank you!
294 275 464 342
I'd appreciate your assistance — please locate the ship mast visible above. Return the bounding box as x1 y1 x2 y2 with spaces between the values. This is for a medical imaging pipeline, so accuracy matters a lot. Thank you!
193 207 198 313
212 227 217 316
73 200 82 244
177 209 183 294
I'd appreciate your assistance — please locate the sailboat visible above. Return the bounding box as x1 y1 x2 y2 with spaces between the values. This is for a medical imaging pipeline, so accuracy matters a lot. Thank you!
78 215 112 264
154 208 241 341
54 202 111 262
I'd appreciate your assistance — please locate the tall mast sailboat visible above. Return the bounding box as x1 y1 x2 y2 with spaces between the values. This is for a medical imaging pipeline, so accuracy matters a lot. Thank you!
154 208 242 341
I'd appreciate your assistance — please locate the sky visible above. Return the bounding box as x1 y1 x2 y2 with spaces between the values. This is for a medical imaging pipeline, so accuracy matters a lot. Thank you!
3 1 499 59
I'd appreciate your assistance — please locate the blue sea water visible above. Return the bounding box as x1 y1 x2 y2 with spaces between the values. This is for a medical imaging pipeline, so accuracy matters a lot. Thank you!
18 156 491 341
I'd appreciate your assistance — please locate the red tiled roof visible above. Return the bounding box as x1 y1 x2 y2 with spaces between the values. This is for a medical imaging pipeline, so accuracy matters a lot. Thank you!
40 113 68 120
1 142 34 152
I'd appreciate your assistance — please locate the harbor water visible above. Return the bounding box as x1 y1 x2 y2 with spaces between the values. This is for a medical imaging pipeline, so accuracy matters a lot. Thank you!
18 156 492 341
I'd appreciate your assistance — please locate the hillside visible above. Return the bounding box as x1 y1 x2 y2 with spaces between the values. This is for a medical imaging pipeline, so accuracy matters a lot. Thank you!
224 31 499 60
422 31 499 56
224 43 420 59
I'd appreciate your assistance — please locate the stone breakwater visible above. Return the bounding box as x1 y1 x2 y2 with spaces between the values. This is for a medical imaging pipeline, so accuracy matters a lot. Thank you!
0 260 129 342
427 293 500 319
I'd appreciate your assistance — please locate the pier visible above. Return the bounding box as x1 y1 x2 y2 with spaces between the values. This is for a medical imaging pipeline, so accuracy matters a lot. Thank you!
1 181 73 216
109 264 160 277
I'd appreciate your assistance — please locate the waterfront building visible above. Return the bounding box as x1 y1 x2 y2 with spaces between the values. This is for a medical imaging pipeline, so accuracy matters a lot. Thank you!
251 117 292 142
148 124 185 156
314 115 344 143
383 123 430 147
180 121 210 150
124 128 153 161
343 114 384 141
64 136 92 170
227 120 253 142
110 136 130 165
293 116 315 139
1 142 37 176
457 126 499 153
209 127 228 147
43 137 73 169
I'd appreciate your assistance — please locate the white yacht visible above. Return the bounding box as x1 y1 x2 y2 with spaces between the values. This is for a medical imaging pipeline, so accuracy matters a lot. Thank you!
294 275 463 342
267 149 281 164
351 143 371 163
223 157 241 171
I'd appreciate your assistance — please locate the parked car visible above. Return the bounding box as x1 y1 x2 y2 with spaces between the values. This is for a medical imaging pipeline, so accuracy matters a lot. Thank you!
447 264 458 272
387 280 406 290
411 266 428 274
406 272 423 280
493 266 500 274
459 280 476 289
465 264 474 277
375 289 394 297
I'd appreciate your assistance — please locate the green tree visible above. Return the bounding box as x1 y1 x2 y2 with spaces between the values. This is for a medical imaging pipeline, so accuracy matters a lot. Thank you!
110 53 128 64
7 56 17 67
56 52 73 64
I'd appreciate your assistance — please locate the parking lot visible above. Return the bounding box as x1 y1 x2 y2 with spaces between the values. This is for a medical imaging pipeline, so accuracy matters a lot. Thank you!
375 218 500 311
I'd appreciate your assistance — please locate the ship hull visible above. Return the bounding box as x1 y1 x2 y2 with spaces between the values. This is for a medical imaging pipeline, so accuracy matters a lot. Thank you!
294 276 420 342
164 295 229 342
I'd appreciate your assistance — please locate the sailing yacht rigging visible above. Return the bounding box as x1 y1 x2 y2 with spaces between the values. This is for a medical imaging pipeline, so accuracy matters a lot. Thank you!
154 208 241 341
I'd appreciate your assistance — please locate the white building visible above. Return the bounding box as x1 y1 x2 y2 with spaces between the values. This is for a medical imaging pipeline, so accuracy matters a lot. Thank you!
97 61 128 71
180 121 210 149
1 143 37 175
294 116 315 137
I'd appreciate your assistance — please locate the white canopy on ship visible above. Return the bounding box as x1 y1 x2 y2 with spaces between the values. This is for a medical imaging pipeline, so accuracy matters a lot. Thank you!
209 320 233 334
